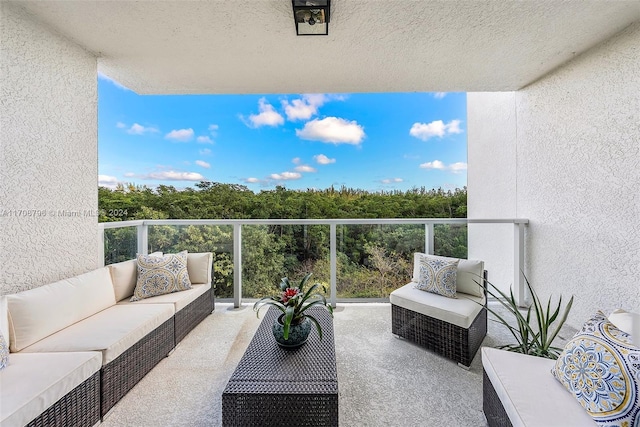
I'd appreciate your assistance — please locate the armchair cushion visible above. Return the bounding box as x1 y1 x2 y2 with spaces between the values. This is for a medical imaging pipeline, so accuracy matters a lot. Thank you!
390 282 484 328
412 253 484 298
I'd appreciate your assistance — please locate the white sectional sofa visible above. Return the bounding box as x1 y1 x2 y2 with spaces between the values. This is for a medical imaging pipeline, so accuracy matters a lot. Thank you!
0 252 213 427
482 309 640 427
481 347 595 427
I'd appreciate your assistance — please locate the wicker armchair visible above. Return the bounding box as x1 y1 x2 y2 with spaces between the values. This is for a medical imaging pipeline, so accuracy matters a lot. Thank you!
390 254 487 368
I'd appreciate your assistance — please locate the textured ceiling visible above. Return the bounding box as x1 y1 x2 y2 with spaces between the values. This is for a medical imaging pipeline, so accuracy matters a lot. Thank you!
11 0 640 94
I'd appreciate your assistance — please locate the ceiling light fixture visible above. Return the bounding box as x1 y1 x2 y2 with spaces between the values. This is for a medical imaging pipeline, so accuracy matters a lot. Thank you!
292 0 330 36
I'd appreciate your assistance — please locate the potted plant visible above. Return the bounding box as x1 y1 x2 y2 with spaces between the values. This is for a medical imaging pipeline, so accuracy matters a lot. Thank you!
479 274 573 359
254 273 334 348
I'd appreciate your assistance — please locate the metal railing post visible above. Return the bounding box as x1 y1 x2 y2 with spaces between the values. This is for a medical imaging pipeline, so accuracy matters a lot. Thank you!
425 223 435 255
137 223 148 255
330 223 337 308
514 222 525 306
233 223 242 308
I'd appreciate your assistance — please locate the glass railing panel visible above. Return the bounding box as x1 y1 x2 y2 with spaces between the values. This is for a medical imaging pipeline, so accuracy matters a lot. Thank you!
433 223 468 258
104 226 137 265
147 224 234 298
241 224 330 299
335 224 425 298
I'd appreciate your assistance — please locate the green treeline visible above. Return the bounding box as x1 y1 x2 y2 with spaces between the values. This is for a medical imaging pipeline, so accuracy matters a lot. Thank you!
99 182 468 299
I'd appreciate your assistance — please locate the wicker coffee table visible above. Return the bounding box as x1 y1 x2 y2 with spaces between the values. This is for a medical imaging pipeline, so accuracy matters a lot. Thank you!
222 306 338 426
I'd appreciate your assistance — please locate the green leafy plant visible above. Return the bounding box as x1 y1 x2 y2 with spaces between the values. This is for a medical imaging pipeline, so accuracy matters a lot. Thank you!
253 273 334 340
480 274 573 359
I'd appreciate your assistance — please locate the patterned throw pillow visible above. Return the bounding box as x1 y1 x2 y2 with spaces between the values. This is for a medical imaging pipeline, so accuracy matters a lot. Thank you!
0 332 8 371
132 251 192 301
414 254 459 298
551 311 640 426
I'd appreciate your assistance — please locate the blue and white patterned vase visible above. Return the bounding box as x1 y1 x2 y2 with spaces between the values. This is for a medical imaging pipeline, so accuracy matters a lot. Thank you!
272 314 311 349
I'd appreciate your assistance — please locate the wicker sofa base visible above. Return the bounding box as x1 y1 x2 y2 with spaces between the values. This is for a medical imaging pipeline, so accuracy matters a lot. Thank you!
101 317 175 416
25 371 100 427
483 368 513 427
175 287 214 344
391 304 487 367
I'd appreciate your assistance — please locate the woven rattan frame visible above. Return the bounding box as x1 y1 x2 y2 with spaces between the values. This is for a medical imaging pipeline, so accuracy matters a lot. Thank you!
100 317 175 416
391 271 488 367
222 307 338 426
391 303 487 367
25 371 100 427
483 368 513 427
175 287 214 344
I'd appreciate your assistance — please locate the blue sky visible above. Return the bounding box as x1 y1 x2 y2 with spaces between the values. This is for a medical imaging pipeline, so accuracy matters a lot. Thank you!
98 75 467 192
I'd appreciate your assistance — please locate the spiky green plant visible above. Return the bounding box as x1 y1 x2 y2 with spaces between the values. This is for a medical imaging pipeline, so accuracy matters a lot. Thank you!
480 275 573 359
253 273 333 340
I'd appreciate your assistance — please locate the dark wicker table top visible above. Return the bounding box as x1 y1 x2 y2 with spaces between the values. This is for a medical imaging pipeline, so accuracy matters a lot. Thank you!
223 306 338 395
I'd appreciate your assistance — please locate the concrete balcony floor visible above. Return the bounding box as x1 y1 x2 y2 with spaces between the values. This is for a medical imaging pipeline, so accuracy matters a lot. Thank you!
100 302 569 426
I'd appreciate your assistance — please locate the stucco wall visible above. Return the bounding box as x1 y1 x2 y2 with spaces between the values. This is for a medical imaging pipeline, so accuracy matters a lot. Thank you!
0 4 99 294
468 23 640 327
467 92 518 294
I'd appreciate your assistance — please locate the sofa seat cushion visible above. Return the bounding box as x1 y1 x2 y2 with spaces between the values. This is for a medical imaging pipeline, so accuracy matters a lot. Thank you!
390 282 484 328
117 283 210 312
482 347 595 427
0 351 101 427
19 304 174 365
7 267 117 352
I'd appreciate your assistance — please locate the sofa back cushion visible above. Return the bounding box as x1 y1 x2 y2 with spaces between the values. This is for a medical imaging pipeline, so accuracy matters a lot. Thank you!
412 253 485 298
187 252 213 284
7 267 116 352
108 252 213 301
0 297 8 346
109 259 138 302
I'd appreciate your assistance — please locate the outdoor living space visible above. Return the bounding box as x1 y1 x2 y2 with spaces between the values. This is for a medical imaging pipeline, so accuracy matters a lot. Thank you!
98 301 545 427
1 1 639 427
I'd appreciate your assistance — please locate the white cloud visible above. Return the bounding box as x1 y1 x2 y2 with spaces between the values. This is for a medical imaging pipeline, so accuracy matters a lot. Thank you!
270 172 302 181
127 123 159 135
409 119 463 141
243 98 284 128
116 122 126 129
292 157 302 165
135 171 206 181
123 172 136 177
297 117 365 145
282 94 328 121
199 148 212 156
243 177 261 184
295 165 317 173
381 178 403 184
448 162 468 173
165 128 194 142
314 154 336 165
433 92 447 99
196 135 213 144
208 124 219 135
420 160 467 174
98 174 119 188
195 160 210 169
